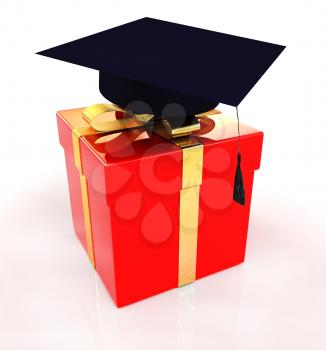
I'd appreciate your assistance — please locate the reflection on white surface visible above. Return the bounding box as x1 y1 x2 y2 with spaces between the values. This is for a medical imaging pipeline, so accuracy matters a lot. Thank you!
1 179 326 350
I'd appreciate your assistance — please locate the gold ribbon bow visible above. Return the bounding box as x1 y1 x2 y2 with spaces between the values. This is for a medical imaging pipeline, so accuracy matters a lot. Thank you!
81 103 217 143
72 103 219 287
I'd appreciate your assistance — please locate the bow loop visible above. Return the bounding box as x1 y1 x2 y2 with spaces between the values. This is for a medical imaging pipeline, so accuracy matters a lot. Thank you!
81 103 220 143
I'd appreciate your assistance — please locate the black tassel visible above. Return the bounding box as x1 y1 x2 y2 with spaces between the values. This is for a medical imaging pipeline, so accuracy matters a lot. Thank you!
233 152 245 205
233 106 245 205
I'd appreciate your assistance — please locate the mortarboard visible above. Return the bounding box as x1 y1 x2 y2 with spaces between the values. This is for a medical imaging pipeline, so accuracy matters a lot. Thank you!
37 17 284 121
37 17 285 204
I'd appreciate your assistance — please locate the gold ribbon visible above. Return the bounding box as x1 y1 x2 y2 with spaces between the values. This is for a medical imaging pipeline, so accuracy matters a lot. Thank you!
71 103 217 285
176 139 203 286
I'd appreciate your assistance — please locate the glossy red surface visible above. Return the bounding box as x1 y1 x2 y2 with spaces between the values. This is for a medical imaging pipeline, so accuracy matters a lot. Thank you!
57 108 263 307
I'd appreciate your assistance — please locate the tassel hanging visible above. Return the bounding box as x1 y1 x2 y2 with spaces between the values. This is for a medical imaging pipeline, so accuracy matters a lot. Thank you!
233 152 245 205
233 106 245 205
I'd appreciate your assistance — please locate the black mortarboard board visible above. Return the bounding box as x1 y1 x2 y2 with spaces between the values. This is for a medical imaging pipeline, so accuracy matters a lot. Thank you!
38 18 285 206
37 17 285 121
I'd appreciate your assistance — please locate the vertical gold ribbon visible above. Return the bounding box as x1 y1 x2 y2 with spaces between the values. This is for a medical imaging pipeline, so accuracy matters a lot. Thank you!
72 127 99 267
69 104 208 283
173 137 203 287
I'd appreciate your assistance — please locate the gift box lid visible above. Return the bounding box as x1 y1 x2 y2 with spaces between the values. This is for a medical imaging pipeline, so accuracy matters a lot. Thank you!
57 108 263 195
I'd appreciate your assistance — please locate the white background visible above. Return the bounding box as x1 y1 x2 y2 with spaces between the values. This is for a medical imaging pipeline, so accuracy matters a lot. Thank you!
1 0 326 349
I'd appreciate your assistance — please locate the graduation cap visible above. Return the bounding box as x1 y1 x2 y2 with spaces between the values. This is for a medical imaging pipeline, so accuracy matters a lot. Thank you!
37 17 285 205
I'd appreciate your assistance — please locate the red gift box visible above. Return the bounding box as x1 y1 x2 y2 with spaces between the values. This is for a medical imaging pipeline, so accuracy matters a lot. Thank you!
57 107 263 307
